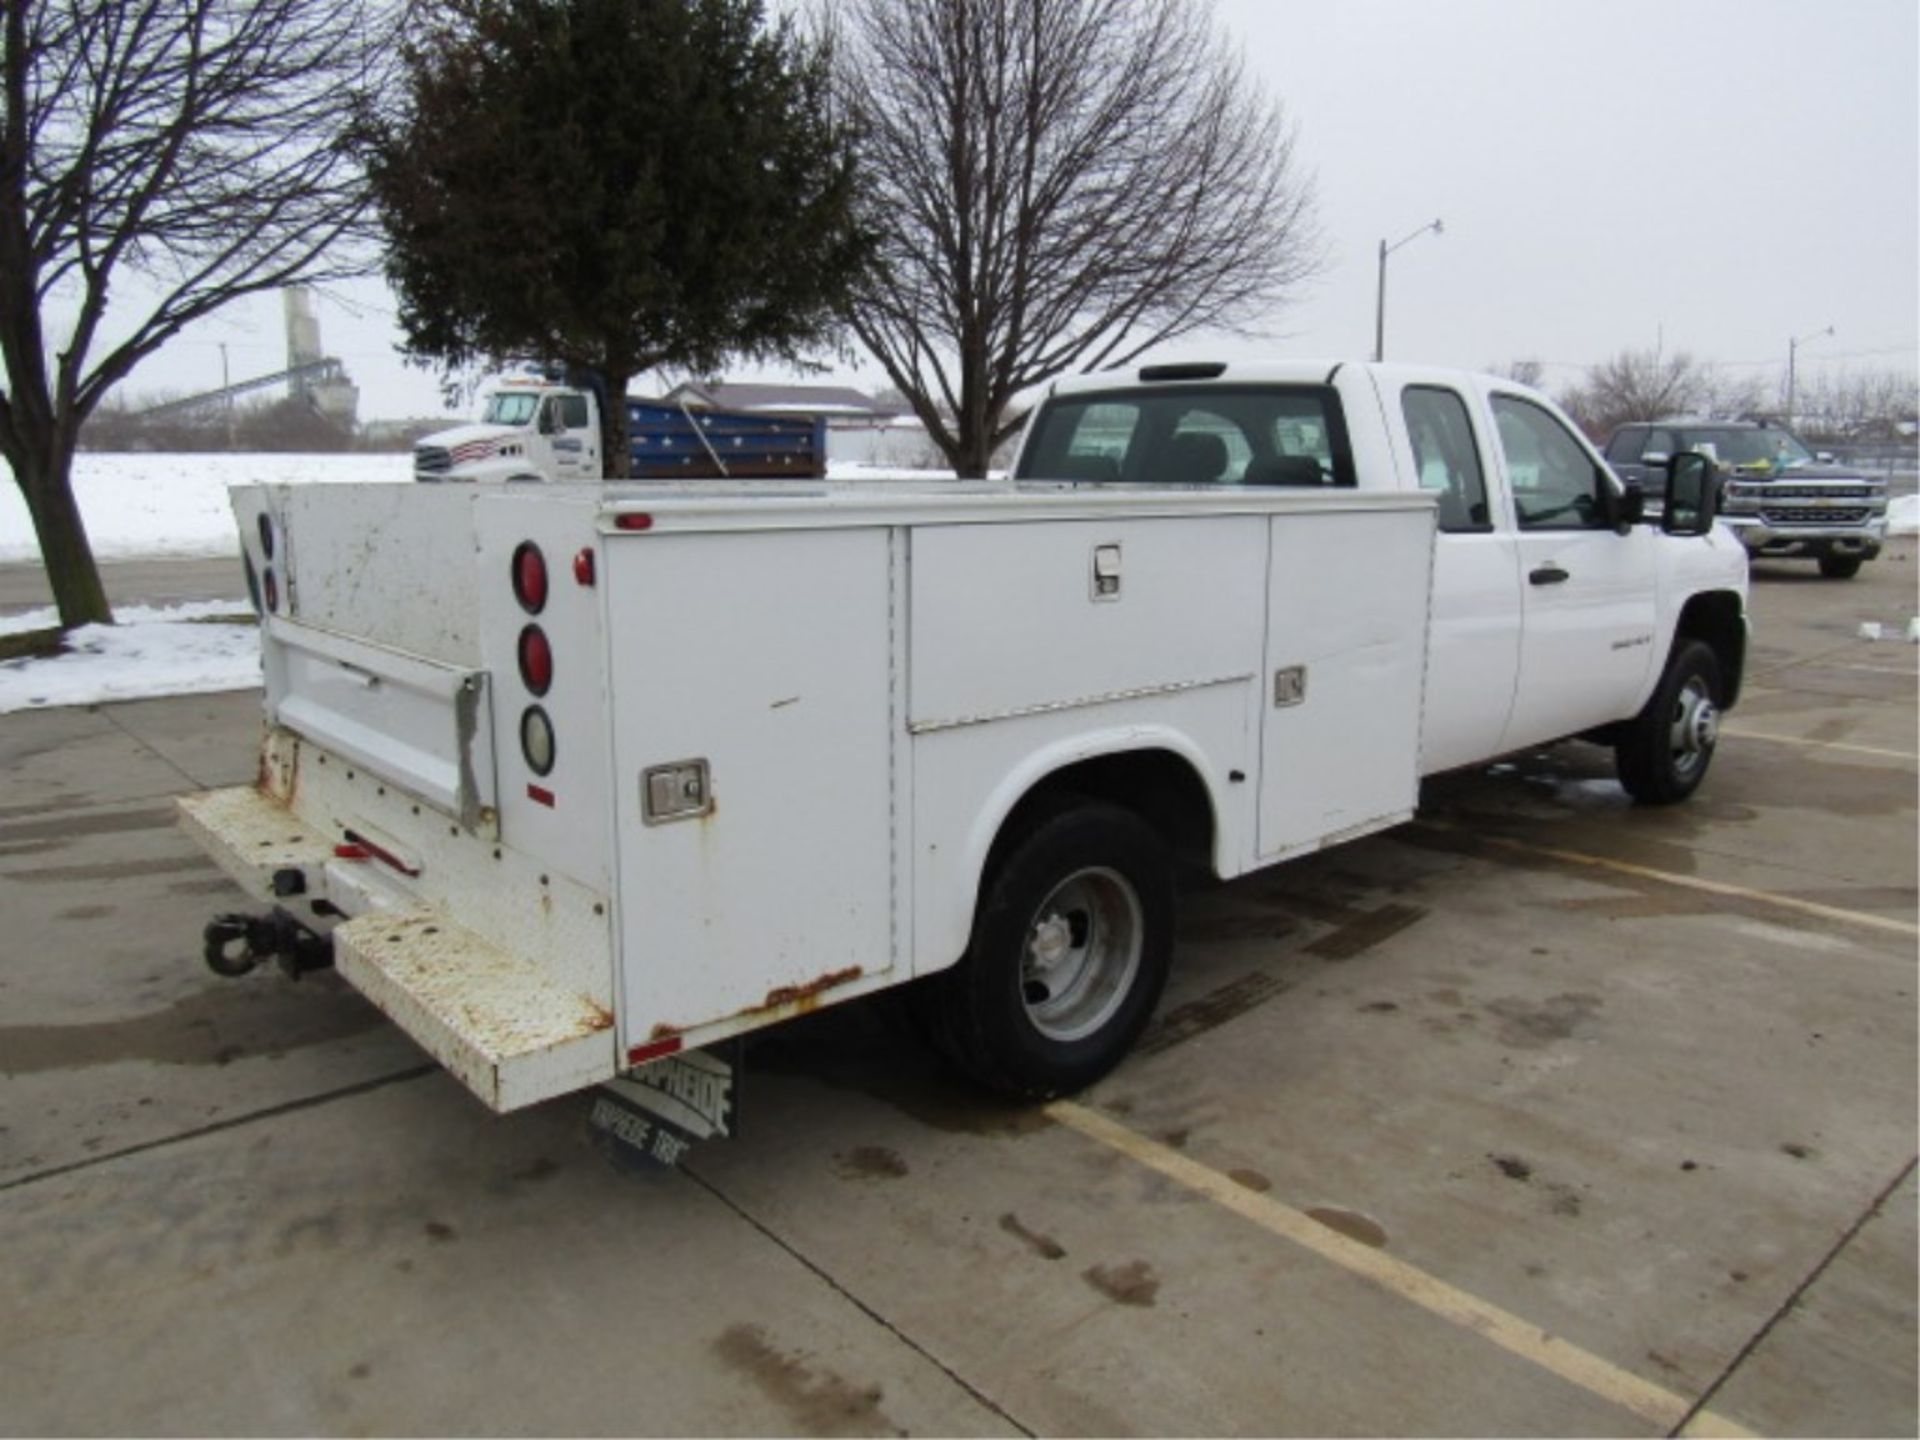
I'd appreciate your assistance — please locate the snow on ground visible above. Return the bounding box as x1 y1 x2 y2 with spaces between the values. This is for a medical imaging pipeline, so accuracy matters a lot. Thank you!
0 452 958 711
1889 493 1918 536
0 452 949 564
0 452 403 563
0 600 260 714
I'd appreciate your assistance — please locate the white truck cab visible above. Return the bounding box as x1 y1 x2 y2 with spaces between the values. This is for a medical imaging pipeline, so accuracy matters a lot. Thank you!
182 361 1747 1133
414 381 602 483
1015 360 1749 789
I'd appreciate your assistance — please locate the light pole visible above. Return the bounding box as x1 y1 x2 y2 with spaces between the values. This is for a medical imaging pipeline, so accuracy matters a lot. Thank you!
1374 218 1443 362
1785 325 1832 430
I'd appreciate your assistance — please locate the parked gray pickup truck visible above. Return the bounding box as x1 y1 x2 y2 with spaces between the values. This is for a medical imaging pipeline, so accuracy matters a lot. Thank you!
1604 419 1887 578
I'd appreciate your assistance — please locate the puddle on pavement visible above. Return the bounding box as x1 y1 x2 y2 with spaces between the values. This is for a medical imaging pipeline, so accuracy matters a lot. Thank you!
1306 1207 1388 1248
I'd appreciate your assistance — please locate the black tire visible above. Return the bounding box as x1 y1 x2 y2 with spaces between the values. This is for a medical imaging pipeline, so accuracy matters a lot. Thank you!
1615 640 1724 804
927 800 1174 1100
1818 553 1863 579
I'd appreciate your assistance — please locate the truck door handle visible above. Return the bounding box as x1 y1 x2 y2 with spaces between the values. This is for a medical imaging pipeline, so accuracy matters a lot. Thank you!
1529 564 1570 586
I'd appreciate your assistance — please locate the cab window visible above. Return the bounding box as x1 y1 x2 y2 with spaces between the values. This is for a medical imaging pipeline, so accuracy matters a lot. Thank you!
1492 395 1611 530
559 394 590 430
1401 386 1490 532
1039 402 1138 482
1017 385 1354 486
1170 408 1253 482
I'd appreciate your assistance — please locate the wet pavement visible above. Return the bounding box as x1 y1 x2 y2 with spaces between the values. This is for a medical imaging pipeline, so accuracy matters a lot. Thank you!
0 545 1913 1435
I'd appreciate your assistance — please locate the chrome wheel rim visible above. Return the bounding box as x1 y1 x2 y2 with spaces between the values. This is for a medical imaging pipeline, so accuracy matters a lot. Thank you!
1020 866 1143 1043
1668 675 1719 782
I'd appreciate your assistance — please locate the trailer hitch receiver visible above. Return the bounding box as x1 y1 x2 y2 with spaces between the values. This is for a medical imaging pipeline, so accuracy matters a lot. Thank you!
203 908 333 980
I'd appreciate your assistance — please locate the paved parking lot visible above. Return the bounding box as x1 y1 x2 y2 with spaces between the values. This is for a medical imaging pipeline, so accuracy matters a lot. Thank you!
2 547 1914 1436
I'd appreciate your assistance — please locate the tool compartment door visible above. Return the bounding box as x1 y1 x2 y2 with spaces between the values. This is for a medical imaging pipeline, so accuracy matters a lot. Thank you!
1258 505 1433 858
605 527 896 1043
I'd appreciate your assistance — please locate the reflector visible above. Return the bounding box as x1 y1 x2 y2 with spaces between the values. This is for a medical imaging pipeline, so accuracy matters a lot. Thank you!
626 1036 684 1066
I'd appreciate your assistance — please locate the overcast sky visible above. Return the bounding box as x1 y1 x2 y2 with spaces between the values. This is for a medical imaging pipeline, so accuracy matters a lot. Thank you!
113 0 1918 421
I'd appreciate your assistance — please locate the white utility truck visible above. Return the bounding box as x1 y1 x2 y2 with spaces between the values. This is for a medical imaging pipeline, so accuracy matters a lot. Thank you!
181 362 1747 1128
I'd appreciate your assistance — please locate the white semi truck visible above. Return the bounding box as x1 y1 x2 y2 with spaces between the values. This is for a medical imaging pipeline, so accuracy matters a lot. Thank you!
181 361 1747 1125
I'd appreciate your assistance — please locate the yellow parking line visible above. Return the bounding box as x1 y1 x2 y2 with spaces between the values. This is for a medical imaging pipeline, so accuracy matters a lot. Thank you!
1046 1100 1757 1436
1420 822 1919 939
1721 726 1918 762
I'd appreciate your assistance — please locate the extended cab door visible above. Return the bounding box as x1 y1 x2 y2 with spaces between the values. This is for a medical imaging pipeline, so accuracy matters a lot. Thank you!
1386 382 1524 774
1488 391 1657 752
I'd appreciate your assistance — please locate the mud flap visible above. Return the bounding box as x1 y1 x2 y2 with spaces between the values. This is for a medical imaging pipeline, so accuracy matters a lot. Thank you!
586 1046 737 1173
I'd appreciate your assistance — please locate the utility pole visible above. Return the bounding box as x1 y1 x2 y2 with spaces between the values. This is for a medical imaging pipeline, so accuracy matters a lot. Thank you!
220 342 235 450
1786 325 1833 430
1374 219 1444 363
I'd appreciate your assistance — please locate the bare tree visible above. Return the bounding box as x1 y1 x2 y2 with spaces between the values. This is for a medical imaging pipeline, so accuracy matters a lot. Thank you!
1696 368 1768 424
1558 348 1730 439
1790 367 1920 443
0 0 389 628
832 0 1320 476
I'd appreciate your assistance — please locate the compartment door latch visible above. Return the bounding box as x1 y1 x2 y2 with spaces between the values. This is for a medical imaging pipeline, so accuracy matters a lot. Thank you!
643 759 713 825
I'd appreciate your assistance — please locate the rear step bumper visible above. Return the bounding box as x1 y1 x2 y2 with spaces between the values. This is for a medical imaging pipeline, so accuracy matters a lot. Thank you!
179 785 618 1112
335 908 615 1112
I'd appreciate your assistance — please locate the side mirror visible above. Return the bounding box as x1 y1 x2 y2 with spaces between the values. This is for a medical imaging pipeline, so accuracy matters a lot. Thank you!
1595 470 1643 534
1815 450 1835 464
1640 449 1670 467
537 406 557 436
1662 453 1718 536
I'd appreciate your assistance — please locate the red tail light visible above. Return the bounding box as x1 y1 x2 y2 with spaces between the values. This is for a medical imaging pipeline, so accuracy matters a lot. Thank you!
263 567 280 612
614 513 653 532
573 548 596 586
512 542 548 613
518 625 554 695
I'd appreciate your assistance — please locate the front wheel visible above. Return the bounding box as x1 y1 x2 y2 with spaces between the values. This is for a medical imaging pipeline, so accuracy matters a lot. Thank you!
927 801 1174 1099
1614 640 1724 804
1818 553 1863 579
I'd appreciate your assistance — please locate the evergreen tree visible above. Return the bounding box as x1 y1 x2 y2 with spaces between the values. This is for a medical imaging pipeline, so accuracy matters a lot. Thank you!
364 0 871 476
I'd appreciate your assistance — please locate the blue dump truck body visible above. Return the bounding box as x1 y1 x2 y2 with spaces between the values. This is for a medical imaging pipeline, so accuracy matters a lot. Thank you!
628 400 827 479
